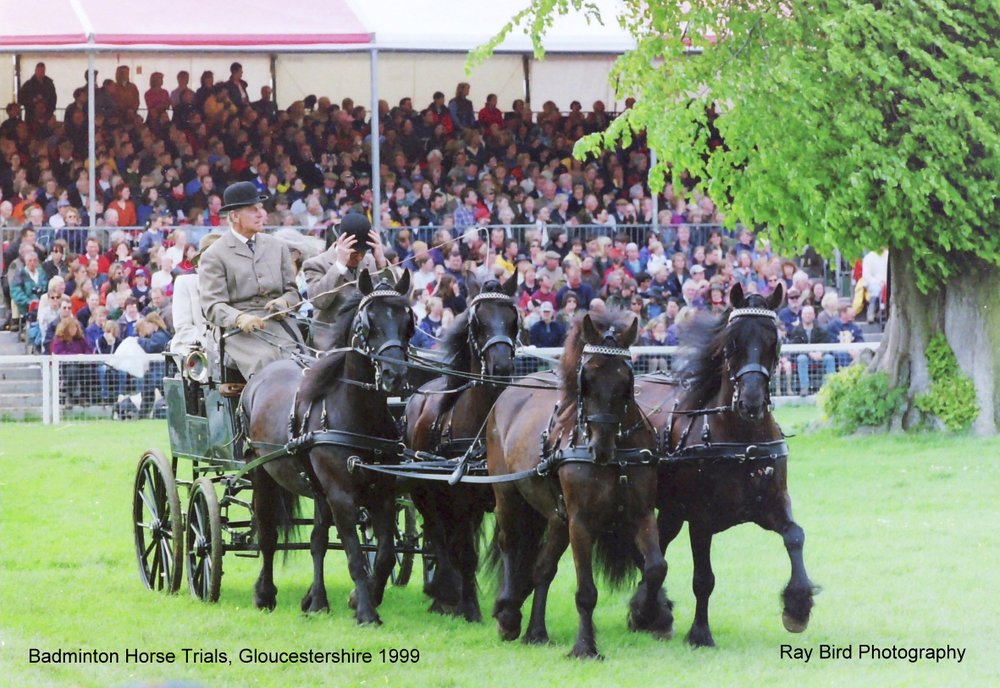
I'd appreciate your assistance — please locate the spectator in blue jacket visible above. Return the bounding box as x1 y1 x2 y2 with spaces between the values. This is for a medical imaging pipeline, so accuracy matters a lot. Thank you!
529 301 566 347
411 296 444 349
827 303 865 369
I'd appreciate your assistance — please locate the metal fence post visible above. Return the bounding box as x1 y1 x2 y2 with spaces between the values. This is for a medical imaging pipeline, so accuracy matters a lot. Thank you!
51 357 61 425
41 357 52 425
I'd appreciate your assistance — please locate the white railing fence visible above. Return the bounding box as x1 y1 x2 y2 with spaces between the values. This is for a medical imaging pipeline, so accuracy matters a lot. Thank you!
0 343 879 424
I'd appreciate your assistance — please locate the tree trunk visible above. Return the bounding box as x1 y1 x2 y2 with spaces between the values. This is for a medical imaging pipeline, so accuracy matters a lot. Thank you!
869 247 999 435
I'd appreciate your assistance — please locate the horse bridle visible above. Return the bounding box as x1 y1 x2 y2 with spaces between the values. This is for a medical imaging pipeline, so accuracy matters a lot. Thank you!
351 288 412 389
467 291 517 379
725 307 780 410
575 328 635 444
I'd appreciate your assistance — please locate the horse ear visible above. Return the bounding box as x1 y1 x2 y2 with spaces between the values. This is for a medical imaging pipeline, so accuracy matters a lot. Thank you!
395 269 411 296
502 274 518 297
765 282 784 311
358 269 374 295
581 313 600 343
729 282 745 309
623 315 640 347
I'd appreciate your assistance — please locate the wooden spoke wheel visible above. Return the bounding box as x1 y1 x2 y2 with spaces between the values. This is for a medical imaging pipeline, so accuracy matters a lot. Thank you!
185 477 223 602
357 499 418 586
133 449 183 593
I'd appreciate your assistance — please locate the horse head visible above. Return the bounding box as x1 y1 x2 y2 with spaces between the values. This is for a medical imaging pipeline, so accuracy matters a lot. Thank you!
577 311 639 463
354 268 414 394
726 282 784 422
467 276 519 380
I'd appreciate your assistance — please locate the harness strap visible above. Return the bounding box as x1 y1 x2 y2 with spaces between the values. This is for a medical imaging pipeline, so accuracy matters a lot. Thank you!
663 439 789 463
237 430 404 479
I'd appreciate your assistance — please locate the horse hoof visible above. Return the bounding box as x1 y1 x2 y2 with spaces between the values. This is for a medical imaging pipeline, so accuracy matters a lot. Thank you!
357 614 382 626
496 619 521 642
568 644 603 660
685 628 716 648
522 630 549 645
462 603 483 624
783 611 809 633
347 589 358 610
429 600 460 616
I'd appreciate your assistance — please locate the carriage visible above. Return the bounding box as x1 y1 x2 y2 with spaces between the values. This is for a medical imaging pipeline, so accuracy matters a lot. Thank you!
130 346 425 602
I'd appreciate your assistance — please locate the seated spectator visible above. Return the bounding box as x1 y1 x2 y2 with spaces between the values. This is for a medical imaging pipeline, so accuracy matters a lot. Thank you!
411 296 444 349
43 295 76 354
85 306 109 350
118 297 143 338
815 292 840 330
787 305 835 396
528 302 565 347
51 316 92 404
777 287 803 331
827 303 865 369
556 291 580 329
11 250 48 319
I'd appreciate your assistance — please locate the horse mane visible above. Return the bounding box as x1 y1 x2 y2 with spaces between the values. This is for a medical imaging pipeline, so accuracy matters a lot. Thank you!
557 307 634 428
678 293 772 408
436 309 474 388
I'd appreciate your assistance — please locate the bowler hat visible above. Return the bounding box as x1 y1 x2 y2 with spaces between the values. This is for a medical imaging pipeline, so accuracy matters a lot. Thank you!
340 212 371 253
221 181 269 212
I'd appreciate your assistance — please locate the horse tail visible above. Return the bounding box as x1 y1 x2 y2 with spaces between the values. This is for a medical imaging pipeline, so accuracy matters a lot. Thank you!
594 524 639 591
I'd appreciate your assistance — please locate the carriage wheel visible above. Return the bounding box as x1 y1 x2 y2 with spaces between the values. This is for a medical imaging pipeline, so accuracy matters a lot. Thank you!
133 449 183 593
357 500 418 586
185 477 223 602
392 499 418 587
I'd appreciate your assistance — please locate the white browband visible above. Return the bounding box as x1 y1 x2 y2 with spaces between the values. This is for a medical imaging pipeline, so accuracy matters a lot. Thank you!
582 344 633 358
469 292 514 308
357 289 403 312
729 308 778 323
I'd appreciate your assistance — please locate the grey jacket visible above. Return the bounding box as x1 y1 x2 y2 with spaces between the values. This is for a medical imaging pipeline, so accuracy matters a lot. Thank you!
301 250 392 350
198 230 302 378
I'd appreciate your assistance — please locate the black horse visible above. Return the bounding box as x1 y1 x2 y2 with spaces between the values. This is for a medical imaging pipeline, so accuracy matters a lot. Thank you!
404 277 519 622
241 270 414 624
487 310 671 658
637 283 817 646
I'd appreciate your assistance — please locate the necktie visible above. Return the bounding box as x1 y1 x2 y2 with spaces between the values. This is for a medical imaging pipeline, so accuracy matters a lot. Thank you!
246 238 255 253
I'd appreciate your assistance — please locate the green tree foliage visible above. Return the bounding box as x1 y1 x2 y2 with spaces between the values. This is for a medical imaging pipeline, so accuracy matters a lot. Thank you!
475 1 1000 293
914 334 978 431
818 364 905 432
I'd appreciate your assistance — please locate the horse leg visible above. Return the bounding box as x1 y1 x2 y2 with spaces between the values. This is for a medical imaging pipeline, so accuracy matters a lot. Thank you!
760 494 817 633
413 488 462 613
300 499 331 613
327 491 381 625
522 515 568 645
367 491 397 608
630 509 682 627
567 514 601 659
251 469 279 610
492 484 540 641
456 507 486 623
686 523 716 647
627 511 673 638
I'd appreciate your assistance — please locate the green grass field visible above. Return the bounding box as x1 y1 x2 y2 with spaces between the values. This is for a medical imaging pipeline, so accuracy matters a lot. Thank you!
1 408 998 687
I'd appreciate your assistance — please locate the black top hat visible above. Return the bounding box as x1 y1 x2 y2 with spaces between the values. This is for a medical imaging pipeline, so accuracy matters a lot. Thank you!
221 181 269 212
340 212 371 253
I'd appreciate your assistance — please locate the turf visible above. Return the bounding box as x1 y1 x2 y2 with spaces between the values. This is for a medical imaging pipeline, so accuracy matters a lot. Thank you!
1 409 998 687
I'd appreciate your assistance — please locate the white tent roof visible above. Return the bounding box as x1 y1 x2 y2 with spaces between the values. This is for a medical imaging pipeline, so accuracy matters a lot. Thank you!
355 0 635 54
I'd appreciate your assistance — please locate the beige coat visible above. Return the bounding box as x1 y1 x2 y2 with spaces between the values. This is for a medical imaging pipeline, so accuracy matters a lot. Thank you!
301 250 392 350
198 230 302 378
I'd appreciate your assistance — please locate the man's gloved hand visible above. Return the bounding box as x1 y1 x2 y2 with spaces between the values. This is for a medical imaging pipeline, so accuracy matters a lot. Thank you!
265 298 288 319
235 313 266 333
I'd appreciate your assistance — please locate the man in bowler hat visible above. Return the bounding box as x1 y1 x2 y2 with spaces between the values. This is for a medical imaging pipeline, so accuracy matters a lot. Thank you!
198 181 302 378
301 212 392 350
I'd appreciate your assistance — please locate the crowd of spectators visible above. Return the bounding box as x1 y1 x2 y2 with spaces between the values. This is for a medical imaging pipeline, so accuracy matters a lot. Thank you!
1 60 878 413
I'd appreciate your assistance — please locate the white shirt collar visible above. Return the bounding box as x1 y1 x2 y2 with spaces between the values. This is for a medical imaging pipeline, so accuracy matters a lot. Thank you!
229 228 250 245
